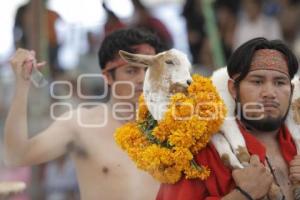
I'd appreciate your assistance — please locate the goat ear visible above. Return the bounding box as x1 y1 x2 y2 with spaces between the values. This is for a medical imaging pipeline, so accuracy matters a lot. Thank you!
119 50 154 68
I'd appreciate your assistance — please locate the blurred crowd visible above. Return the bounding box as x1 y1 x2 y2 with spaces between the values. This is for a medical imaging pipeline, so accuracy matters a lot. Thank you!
184 0 300 71
0 0 300 199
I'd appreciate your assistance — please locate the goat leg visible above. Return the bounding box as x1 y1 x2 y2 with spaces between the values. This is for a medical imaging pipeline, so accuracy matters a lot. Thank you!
211 134 244 169
267 182 284 200
292 181 300 200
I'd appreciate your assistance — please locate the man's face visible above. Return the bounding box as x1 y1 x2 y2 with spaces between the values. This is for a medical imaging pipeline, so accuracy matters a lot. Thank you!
236 53 292 131
106 44 156 103
112 65 146 103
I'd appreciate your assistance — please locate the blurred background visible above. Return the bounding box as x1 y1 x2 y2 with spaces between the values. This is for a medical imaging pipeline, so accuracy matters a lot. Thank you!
0 0 300 199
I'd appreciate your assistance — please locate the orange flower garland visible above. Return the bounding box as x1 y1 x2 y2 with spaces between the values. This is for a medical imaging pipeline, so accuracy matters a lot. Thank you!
114 74 227 184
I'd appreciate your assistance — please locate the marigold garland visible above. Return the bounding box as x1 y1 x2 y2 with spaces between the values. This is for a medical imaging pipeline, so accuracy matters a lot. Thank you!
114 74 227 184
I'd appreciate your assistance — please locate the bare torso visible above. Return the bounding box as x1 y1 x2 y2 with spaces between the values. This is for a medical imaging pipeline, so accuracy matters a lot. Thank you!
257 134 293 200
69 106 159 200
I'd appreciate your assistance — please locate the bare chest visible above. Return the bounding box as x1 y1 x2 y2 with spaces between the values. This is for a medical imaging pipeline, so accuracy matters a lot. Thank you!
75 126 137 175
265 144 293 199
72 127 159 199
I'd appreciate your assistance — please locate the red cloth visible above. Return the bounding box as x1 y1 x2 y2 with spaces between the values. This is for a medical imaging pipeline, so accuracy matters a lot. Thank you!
156 123 297 200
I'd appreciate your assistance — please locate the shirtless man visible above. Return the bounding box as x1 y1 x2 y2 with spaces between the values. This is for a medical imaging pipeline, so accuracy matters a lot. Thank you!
4 28 165 200
157 38 300 200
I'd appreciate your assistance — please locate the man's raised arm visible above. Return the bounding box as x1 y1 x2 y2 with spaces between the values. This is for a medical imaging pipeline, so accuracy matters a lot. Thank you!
4 48 75 166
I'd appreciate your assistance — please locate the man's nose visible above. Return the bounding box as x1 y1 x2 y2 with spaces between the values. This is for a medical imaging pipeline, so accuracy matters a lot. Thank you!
261 82 276 99
136 69 146 83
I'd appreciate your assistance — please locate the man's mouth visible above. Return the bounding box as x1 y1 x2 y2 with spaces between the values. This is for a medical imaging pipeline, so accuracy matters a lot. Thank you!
262 102 280 110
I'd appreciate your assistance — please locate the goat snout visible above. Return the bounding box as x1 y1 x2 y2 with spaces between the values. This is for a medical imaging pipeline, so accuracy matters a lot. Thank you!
187 79 192 85
169 83 189 95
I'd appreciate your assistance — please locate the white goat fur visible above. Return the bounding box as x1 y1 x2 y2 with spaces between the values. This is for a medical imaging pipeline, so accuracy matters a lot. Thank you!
211 68 248 169
287 75 300 153
119 49 192 121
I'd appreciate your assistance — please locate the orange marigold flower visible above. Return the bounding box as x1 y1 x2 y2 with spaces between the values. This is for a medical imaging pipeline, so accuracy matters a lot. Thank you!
114 74 226 184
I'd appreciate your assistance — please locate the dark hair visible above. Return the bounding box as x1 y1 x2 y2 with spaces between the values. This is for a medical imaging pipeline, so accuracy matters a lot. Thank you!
227 37 299 84
98 28 166 70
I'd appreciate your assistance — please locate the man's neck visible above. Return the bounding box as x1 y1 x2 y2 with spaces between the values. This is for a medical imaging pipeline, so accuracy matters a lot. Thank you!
250 129 279 140
246 127 280 149
242 121 279 140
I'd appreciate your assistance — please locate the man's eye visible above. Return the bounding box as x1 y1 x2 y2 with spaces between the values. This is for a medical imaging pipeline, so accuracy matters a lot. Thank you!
126 70 134 73
251 80 262 85
275 81 286 86
126 69 137 74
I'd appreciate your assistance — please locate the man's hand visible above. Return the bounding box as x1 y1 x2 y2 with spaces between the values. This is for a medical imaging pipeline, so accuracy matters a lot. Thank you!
290 155 300 181
232 155 273 199
9 48 45 85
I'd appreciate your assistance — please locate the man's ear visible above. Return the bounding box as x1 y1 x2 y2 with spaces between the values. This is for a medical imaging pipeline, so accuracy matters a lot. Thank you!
228 78 237 100
104 72 114 86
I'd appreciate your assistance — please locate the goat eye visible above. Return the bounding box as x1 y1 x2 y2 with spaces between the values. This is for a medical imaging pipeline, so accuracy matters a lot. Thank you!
165 60 174 65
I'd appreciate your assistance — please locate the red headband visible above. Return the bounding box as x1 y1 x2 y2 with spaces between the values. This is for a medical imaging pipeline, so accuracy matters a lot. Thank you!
232 49 289 80
249 49 289 76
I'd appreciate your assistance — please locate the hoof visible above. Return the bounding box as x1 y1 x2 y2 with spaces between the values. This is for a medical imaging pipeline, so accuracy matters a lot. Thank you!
293 185 300 200
268 183 283 200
